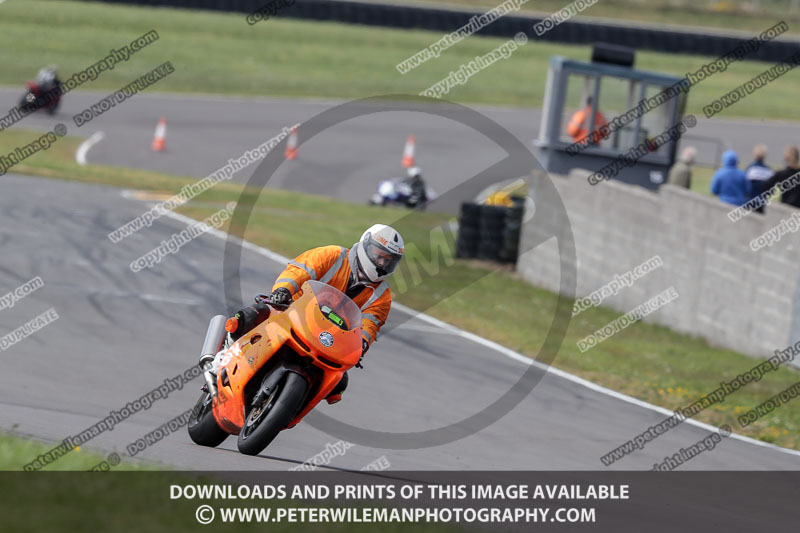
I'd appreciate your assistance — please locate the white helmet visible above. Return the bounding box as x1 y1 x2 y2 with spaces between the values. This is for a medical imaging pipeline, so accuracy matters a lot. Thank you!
407 166 422 179
355 224 404 282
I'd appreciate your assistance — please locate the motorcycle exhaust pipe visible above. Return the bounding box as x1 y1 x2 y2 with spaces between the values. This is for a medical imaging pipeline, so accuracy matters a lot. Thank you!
199 315 228 396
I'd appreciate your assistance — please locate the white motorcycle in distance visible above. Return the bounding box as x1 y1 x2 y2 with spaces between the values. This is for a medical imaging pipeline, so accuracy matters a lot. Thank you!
369 167 436 209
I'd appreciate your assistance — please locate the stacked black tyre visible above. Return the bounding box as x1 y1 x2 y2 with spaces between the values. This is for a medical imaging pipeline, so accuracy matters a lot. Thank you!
499 204 524 263
456 202 525 263
456 203 481 258
477 205 506 261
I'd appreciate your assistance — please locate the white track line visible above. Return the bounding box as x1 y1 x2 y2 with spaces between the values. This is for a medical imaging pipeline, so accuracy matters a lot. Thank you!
392 323 463 335
75 131 105 165
143 198 800 461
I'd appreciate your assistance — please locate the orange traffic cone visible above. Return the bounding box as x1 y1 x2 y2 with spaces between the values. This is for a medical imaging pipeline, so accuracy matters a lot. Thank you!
284 126 298 160
152 117 166 152
401 134 415 168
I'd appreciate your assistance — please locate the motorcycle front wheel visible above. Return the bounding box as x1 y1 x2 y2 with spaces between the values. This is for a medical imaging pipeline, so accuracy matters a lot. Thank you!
237 372 308 456
19 93 36 113
187 391 229 447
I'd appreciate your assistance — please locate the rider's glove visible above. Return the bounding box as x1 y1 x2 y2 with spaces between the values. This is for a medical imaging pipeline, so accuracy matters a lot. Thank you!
268 287 292 307
356 339 368 369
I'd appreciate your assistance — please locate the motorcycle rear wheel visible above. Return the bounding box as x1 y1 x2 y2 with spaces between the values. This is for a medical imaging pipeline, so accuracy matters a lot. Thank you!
237 372 308 456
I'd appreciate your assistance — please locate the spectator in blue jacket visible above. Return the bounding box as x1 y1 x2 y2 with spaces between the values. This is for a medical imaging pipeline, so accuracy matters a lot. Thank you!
711 150 751 206
744 144 774 213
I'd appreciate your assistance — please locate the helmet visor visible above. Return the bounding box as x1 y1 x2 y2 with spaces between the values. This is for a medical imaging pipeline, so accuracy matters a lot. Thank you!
364 237 402 276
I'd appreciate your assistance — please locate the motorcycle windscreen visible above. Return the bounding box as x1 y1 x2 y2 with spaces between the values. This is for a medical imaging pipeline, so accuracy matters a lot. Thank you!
304 280 361 332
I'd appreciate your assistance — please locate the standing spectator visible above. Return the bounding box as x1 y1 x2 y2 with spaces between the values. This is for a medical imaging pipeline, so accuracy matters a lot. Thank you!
710 150 750 206
744 144 774 213
764 146 800 209
666 146 697 189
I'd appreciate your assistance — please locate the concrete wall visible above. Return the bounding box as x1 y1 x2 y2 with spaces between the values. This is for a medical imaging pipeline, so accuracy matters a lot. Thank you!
517 168 800 359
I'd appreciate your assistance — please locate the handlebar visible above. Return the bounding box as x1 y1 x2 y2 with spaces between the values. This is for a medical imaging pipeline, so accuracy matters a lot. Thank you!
254 293 290 310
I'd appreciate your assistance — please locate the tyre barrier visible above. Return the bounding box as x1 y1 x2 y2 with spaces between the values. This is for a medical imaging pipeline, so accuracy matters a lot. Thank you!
457 202 525 264
103 0 800 64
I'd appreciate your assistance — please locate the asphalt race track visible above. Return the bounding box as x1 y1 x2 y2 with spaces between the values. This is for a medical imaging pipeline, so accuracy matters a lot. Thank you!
1 173 800 471
2 87 799 211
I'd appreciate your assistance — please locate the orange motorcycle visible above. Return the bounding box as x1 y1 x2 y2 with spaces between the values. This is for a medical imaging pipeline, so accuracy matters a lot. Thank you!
188 280 362 456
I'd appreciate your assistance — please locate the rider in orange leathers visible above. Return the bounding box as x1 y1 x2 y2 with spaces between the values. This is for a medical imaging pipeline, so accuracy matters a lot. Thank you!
228 224 404 403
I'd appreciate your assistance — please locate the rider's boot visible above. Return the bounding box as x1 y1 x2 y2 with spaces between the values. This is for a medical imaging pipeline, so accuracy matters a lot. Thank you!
325 372 349 404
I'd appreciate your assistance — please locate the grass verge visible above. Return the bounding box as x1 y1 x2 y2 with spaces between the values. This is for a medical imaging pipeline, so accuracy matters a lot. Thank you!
0 1 798 120
1 470 463 533
0 431 152 471
2 127 799 453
